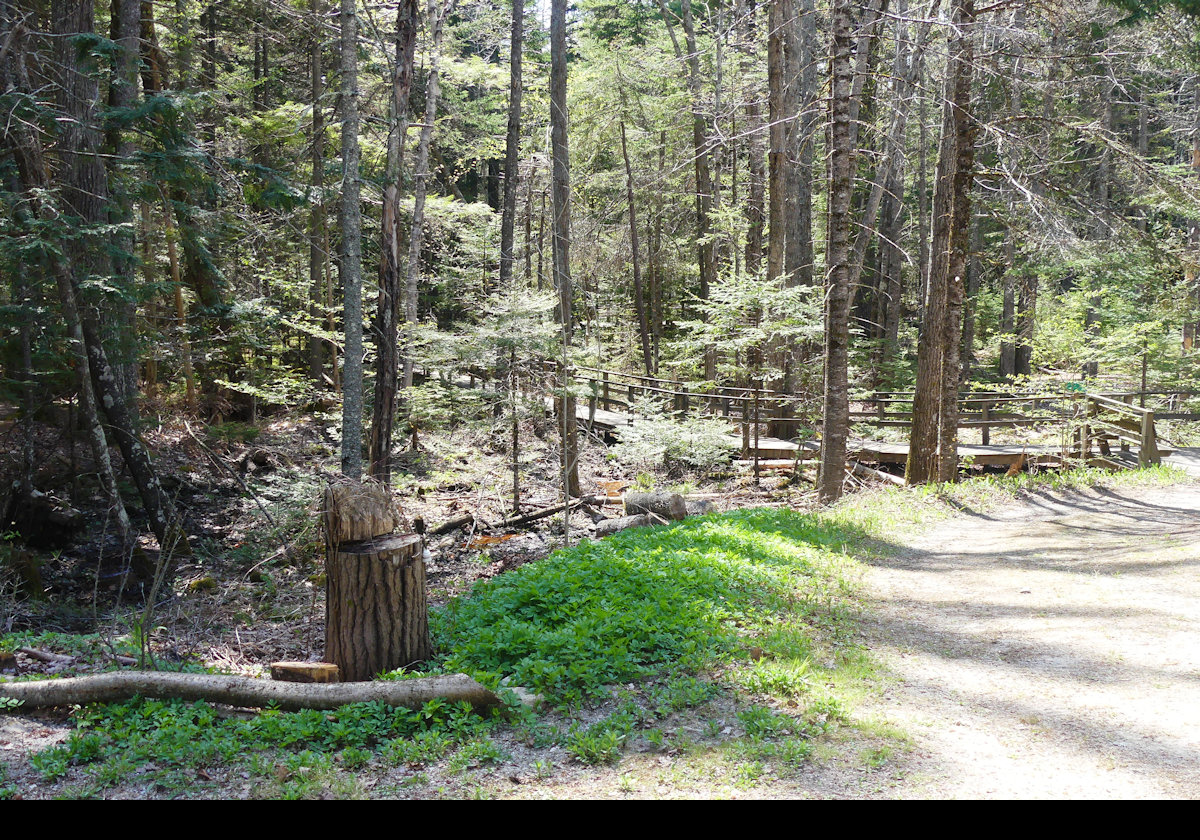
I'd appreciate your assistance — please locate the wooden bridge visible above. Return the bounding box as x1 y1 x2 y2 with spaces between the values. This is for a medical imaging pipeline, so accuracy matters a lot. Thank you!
573 367 1193 475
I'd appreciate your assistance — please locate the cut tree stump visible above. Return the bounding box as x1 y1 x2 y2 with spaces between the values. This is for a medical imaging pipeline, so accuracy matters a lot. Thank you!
325 533 429 681
322 482 402 545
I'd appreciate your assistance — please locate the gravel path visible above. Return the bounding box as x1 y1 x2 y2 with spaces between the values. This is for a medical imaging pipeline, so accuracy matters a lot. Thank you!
861 483 1200 799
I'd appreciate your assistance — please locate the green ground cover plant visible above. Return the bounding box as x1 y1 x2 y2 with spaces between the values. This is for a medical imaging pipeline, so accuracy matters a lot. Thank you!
11 466 1188 795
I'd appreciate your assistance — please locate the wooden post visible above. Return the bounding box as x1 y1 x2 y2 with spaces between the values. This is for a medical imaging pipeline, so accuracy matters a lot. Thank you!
981 400 990 446
1140 411 1160 467
1141 340 1148 409
741 395 750 457
753 387 761 484
323 483 429 681
602 370 610 411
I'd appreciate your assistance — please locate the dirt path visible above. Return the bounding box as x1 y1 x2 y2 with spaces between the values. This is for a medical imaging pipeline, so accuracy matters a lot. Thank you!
859 483 1200 799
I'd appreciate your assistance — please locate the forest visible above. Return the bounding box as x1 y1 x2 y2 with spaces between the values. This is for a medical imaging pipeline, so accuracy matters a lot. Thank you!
1 0 1200 800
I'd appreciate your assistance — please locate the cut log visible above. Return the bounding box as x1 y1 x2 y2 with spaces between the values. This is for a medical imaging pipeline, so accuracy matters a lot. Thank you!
0 671 499 712
271 661 341 683
322 481 401 545
622 491 687 521
326 533 429 681
593 514 650 538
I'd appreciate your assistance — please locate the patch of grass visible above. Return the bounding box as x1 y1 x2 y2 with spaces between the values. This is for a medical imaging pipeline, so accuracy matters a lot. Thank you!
435 508 870 707
32 695 492 790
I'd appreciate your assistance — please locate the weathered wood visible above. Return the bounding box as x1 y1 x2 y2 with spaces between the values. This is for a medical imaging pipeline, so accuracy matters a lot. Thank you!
622 491 687 521
326 533 429 681
0 671 498 712
322 481 401 545
271 661 341 683
848 461 904 486
593 514 650 538
429 513 476 536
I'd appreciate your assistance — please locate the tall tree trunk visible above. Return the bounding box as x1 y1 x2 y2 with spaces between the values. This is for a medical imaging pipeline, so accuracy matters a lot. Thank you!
936 0 976 483
1000 229 1016 378
766 0 787 286
401 0 450 395
737 0 765 276
339 0 364 480
818 0 855 505
657 0 716 377
1 18 133 543
369 0 418 482
309 0 329 384
620 120 653 376
908 0 976 485
104 0 143 406
550 0 581 499
499 0 523 289
785 0 816 287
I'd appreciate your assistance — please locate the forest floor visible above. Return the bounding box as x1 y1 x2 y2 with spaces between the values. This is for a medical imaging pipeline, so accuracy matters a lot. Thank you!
2 406 1198 798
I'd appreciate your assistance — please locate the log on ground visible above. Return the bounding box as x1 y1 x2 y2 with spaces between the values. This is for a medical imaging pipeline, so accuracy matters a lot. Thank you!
0 671 499 712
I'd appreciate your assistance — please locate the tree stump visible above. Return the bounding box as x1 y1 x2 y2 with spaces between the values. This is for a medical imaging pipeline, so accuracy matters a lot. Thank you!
322 481 428 682
326 533 430 682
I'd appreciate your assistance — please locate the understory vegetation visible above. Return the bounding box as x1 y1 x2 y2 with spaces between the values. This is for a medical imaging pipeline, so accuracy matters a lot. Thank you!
3 464 1185 799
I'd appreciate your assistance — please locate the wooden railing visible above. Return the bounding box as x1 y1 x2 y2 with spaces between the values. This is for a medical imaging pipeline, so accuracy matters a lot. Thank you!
855 389 1167 466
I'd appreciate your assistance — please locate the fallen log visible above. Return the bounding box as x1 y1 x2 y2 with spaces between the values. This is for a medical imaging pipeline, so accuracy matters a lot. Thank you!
490 496 603 530
0 671 500 712
429 513 476 536
848 461 905 486
17 647 75 665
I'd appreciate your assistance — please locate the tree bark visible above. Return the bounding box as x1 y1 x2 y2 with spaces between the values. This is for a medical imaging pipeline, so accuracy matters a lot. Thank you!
499 0 523 289
818 0 855 505
402 0 450 394
908 0 976 485
339 0 364 480
785 0 816 287
369 0 418 482
309 0 328 384
766 0 787 286
620 121 653 377
0 671 498 712
550 0 581 499
325 534 430 680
